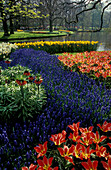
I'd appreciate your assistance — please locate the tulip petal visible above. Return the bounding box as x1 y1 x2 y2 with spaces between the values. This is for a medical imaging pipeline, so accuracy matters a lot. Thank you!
101 161 109 170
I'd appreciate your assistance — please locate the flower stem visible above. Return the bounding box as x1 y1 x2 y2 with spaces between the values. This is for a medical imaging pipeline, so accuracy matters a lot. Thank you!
38 84 39 94
20 85 24 98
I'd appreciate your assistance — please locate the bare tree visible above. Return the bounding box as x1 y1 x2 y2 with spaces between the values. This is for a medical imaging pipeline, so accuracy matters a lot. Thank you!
34 0 111 32
34 0 66 32
61 0 111 32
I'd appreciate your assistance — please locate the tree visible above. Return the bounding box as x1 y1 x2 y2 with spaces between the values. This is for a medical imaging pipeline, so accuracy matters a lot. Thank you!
0 0 9 35
61 0 111 32
34 0 111 32
34 0 67 32
0 0 43 36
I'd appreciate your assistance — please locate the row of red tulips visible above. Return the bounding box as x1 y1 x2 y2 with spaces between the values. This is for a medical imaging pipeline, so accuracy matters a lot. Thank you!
22 121 111 170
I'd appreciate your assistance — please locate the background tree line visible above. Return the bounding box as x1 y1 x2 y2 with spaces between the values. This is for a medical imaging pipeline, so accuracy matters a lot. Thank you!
0 0 111 36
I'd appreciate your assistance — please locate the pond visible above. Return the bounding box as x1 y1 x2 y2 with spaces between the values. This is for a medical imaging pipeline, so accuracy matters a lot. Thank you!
25 31 111 51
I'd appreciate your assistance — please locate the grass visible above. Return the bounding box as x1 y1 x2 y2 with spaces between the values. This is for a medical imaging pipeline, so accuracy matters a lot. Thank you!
0 30 74 42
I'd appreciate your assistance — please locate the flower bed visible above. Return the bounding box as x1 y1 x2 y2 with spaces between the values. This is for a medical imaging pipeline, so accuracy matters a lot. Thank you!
15 41 98 54
17 30 24 32
22 122 111 170
0 48 111 169
58 51 111 89
30 31 58 34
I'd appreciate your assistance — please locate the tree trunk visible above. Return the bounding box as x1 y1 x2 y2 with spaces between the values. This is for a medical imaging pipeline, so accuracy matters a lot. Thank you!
42 19 45 30
49 11 53 32
10 15 14 34
2 17 9 36
1 10 9 36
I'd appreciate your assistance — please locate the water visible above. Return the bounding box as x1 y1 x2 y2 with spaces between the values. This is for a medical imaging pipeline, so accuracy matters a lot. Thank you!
13 31 111 51
42 31 111 51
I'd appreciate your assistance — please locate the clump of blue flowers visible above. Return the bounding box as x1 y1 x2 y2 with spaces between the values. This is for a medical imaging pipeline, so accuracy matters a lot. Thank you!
0 48 111 169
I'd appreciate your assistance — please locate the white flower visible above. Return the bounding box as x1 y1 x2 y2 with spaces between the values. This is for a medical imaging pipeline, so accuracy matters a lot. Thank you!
0 42 18 57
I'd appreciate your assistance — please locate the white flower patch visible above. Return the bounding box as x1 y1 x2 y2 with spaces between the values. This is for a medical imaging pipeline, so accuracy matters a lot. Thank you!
0 42 18 58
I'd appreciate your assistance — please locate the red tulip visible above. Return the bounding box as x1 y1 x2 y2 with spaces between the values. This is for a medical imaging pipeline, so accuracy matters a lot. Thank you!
34 141 48 158
80 146 95 159
101 157 111 170
92 131 107 144
81 159 98 170
64 155 75 165
22 164 37 170
68 131 81 142
79 132 94 146
107 143 111 148
97 121 111 132
72 143 84 160
79 126 94 134
68 122 80 132
50 130 66 145
58 144 75 157
37 155 58 170
95 144 109 158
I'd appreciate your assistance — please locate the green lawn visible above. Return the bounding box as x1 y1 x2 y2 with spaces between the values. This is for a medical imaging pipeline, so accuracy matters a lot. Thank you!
0 30 74 41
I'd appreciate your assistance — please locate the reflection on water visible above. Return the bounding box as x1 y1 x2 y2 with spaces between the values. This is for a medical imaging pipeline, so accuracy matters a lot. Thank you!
48 32 111 51
18 31 111 51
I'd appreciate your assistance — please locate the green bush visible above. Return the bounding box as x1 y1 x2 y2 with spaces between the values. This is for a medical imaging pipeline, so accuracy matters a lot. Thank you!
0 65 47 122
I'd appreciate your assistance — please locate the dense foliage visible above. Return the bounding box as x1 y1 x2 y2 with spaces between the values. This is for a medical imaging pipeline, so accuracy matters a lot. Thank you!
0 65 47 122
0 48 111 169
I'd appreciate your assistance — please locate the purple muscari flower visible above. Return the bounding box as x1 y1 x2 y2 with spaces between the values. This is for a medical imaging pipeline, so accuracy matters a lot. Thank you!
37 132 39 137
28 162 31 167
14 140 17 145
14 159 17 162
7 161 10 166
0 48 111 168
0 164 3 168
27 145 30 149
18 156 22 161
34 152 37 156
26 151 30 160
17 162 20 169
13 146 16 152
25 162 27 166
29 150 32 155
30 137 33 142
19 143 22 149
0 147 4 154
34 160 36 164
